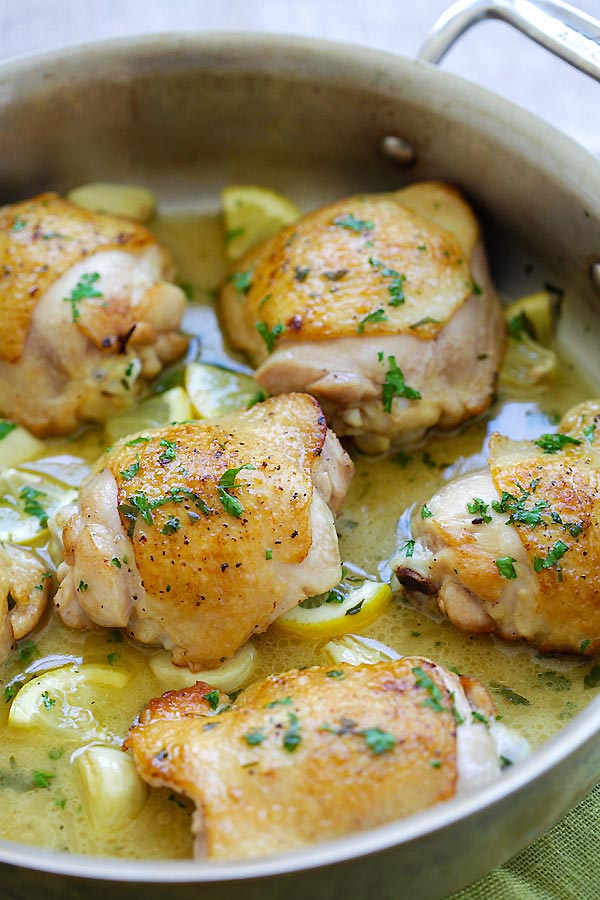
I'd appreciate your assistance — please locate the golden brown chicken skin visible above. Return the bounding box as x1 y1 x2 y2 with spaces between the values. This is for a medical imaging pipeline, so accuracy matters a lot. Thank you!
54 394 353 669
393 400 600 655
220 182 505 453
124 658 506 860
0 193 187 435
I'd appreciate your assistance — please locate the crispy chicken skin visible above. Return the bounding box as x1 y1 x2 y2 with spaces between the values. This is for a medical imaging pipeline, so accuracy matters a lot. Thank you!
220 182 505 453
124 658 504 860
54 394 353 669
0 193 188 435
393 400 600 655
0 543 52 661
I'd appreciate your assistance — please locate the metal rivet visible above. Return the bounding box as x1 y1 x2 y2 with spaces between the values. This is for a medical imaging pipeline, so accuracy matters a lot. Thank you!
380 135 416 166
591 261 600 291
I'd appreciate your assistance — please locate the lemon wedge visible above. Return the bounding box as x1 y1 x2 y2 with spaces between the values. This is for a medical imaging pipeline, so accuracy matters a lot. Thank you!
184 362 264 419
0 468 77 545
274 581 392 639
222 185 300 260
67 183 156 223
0 421 43 468
149 641 257 693
8 664 129 742
104 386 192 443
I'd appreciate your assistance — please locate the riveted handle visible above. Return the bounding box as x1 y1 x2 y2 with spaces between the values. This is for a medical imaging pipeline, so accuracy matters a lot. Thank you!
418 0 600 82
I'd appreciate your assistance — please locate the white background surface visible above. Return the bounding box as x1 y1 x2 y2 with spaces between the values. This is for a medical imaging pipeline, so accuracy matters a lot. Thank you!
1 0 599 154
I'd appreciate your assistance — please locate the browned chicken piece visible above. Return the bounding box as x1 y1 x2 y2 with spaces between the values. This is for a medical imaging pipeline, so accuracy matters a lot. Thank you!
54 394 353 669
220 182 505 453
0 543 52 661
0 193 188 435
124 658 510 860
393 400 600 655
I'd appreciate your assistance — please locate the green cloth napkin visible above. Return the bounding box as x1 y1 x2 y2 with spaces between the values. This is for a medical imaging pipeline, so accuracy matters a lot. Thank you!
449 782 600 900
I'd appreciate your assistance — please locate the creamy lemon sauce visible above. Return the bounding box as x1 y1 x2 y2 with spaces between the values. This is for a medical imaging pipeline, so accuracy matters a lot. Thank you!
0 210 598 857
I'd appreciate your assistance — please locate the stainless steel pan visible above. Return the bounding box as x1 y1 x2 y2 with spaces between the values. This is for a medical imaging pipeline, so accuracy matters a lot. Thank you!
1 1 600 897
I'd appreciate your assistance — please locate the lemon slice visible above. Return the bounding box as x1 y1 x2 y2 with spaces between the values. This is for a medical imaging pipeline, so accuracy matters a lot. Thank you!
150 641 257 693
184 363 264 419
504 291 558 347
105 386 192 443
0 468 77 545
274 581 392 639
222 185 301 260
0 421 43 468
8 664 129 742
67 183 156 223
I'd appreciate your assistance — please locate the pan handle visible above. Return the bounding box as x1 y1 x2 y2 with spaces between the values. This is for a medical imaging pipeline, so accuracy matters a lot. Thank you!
418 0 600 82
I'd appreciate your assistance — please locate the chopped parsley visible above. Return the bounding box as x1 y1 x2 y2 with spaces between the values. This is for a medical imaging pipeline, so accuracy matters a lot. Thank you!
265 548 273 560
357 308 387 333
229 270 253 295
125 436 151 447
581 639 592 653
111 557 122 569
492 484 549 529
490 682 531 705
203 690 220 711
381 355 421 412
507 312 527 339
107 652 120 666
471 711 488 725
410 317 441 329
333 213 374 233
242 729 266 746
293 265 310 282
399 539 415 558
225 227 245 245
325 670 345 679
412 666 445 713
41 691 56 709
368 257 406 306
158 439 177 464
78 580 88 592
4 679 25 703
12 217 27 232
471 279 483 296
421 504 433 520
17 640 39 664
533 540 569 577
33 770 55 789
255 320 285 353
282 712 302 752
584 422 596 443
265 697 292 708
217 464 256 518
0 421 17 441
48 748 64 760
467 497 492 524
64 272 102 321
361 727 395 755
584 665 600 689
534 433 582 454
119 455 140 481
19 486 49 527
160 516 181 535
118 487 210 537
495 557 517 579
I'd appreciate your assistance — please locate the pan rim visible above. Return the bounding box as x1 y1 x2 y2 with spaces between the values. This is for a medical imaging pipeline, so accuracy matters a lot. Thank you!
1 28 599 883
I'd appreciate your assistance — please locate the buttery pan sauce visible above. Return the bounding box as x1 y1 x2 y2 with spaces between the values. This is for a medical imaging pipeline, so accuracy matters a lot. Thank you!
0 211 598 858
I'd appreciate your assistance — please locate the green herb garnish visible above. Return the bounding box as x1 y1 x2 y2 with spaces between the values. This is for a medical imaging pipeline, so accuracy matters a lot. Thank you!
534 433 582 454
381 355 421 412
229 270 253 295
64 272 102 321
495 557 517 579
255 320 285 353
217 464 256 518
19 486 48 527
0 421 17 441
357 309 387 333
120 455 140 481
467 498 492 524
333 214 374 233
203 690 220 711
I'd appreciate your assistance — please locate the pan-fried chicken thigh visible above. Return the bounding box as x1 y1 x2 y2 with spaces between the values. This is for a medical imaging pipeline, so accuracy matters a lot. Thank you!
54 394 353 669
221 182 504 453
0 193 188 435
0 543 52 661
393 401 600 655
124 656 520 860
